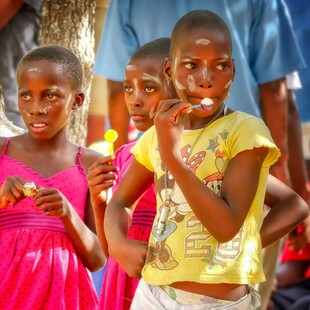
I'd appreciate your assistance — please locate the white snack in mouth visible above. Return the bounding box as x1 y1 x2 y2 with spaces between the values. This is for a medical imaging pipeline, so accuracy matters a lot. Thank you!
201 97 213 106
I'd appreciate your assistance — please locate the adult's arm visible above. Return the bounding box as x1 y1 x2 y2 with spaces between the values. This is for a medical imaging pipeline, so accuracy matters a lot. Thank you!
259 78 290 185
287 89 310 203
287 89 310 249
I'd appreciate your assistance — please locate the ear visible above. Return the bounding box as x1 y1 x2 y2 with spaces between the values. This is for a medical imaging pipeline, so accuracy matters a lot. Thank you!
164 58 172 79
72 92 85 110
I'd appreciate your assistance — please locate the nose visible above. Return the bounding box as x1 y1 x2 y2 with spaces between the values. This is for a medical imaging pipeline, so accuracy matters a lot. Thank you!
198 67 213 88
128 89 144 107
29 99 47 115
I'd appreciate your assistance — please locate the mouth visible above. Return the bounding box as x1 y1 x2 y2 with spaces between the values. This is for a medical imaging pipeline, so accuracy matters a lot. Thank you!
130 114 145 121
30 122 48 133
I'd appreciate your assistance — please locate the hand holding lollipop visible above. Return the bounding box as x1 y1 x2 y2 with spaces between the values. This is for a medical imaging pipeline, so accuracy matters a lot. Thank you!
104 129 118 155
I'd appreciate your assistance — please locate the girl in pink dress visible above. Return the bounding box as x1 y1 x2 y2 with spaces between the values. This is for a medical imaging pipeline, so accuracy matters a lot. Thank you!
87 38 178 309
0 45 112 309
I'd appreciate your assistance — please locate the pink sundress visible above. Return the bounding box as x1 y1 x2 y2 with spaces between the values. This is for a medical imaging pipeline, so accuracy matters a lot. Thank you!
0 138 98 310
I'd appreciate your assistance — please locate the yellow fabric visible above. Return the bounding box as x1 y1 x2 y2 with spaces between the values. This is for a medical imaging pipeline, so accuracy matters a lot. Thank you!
131 111 280 286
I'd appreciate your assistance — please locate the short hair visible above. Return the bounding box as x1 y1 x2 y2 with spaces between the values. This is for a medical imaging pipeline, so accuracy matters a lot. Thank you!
17 44 84 90
170 10 232 55
130 37 171 63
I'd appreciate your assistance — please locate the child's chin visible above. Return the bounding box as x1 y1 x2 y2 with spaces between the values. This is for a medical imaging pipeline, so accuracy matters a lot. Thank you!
135 123 147 132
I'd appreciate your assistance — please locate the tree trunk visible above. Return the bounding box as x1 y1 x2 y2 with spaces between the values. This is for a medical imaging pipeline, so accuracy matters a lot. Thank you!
0 86 26 137
40 0 96 145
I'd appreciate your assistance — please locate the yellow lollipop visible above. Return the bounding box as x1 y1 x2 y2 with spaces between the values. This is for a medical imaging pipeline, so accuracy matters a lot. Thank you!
104 129 118 155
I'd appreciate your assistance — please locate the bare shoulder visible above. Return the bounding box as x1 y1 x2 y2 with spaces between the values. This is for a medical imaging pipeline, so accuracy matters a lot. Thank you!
80 147 105 172
0 135 25 154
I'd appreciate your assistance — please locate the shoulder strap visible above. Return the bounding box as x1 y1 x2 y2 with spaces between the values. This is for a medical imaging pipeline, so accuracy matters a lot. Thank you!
1 137 10 155
77 146 83 164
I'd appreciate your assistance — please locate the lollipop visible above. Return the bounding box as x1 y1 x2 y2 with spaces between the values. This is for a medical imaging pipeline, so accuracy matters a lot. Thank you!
22 182 37 197
191 97 214 111
104 129 118 155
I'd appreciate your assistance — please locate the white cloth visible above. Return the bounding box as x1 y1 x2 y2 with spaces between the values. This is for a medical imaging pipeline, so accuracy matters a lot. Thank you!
286 71 302 91
131 279 260 310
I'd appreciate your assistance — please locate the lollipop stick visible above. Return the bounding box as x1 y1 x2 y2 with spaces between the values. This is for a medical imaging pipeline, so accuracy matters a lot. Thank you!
191 104 201 109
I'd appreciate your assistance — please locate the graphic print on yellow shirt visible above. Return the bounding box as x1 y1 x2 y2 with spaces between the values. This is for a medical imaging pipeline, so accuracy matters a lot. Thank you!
147 142 242 271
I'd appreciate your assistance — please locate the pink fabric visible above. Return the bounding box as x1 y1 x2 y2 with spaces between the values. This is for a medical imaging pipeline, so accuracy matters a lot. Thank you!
0 138 98 310
99 142 156 310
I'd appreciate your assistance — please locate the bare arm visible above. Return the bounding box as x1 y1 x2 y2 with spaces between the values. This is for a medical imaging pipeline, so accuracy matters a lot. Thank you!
107 80 130 151
87 155 118 257
287 89 310 250
287 90 309 201
261 174 309 248
259 78 289 184
104 158 154 277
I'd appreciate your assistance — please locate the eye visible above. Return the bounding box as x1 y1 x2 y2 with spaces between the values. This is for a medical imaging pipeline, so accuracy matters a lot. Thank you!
184 63 196 69
145 86 156 93
20 93 31 101
124 85 133 93
216 63 227 71
46 93 57 100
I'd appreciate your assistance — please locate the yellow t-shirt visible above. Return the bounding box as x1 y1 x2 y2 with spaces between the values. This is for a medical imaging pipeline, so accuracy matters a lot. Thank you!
131 111 280 285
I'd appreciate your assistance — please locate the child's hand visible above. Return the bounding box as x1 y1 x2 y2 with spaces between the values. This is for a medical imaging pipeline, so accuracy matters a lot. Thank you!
34 187 73 217
0 176 26 208
154 99 191 164
87 155 118 205
110 238 148 278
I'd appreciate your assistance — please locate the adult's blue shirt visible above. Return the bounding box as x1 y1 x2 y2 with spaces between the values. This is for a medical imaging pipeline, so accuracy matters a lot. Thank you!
95 0 304 118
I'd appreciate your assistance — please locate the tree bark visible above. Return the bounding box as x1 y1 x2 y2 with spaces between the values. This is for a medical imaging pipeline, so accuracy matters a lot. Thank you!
40 0 96 145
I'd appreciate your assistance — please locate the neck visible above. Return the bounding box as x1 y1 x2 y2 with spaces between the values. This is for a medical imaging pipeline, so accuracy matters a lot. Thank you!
184 104 226 130
23 130 71 152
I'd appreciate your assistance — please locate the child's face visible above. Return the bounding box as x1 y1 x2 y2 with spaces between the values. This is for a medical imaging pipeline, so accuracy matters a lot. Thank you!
124 57 177 132
166 28 235 115
17 60 83 140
